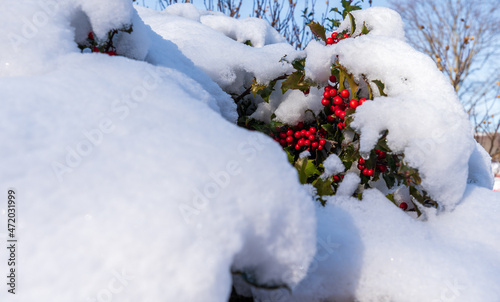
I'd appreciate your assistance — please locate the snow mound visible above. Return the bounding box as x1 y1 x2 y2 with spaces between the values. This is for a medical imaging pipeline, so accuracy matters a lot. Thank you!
137 5 300 94
0 1 316 301
252 186 500 302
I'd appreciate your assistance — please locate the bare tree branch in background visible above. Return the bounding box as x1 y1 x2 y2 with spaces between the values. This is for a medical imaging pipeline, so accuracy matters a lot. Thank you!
204 0 243 17
151 1 376 49
389 0 500 158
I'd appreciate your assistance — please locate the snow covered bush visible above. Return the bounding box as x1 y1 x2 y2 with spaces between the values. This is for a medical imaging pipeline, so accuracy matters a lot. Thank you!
1 1 500 302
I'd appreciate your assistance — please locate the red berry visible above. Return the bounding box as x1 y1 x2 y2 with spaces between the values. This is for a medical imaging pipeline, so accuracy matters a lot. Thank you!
298 139 305 146
367 169 374 176
303 88 310 95
308 135 315 141
280 132 287 139
309 127 316 133
318 145 324 150
330 105 337 112
294 131 301 139
279 139 286 145
358 158 365 165
304 140 311 146
358 164 365 170
331 32 338 38
286 136 294 143
400 202 408 211
305 131 311 137
326 37 334 45
349 99 358 109
93 46 100 53
377 164 388 173
377 151 387 160
338 122 345 130
321 98 330 106
325 85 334 91
333 175 340 182
88 32 94 40
333 96 343 105
335 109 342 117
107 51 116 56
362 168 370 176
343 34 349 39
312 141 319 148
319 139 326 145
358 98 367 106
286 130 294 136
329 88 337 97
340 89 350 98
329 75 337 83
295 144 301 150
339 111 346 120
297 122 304 129
327 115 335 122
301 130 307 137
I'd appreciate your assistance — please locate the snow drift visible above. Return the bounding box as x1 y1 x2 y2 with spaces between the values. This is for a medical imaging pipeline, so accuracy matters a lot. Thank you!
1 1 499 302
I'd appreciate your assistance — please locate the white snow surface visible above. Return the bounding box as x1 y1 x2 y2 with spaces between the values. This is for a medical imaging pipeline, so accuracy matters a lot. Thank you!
0 1 316 301
138 5 300 94
1 2 500 302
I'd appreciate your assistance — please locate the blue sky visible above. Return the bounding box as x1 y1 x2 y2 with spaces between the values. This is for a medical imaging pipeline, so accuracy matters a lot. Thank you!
136 0 392 14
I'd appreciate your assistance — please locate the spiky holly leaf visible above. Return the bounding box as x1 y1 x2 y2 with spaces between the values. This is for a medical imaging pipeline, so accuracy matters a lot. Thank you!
307 21 327 42
372 79 388 97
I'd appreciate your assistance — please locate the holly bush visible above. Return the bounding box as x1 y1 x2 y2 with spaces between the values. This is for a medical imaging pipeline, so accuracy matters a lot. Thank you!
77 25 133 56
235 5 437 216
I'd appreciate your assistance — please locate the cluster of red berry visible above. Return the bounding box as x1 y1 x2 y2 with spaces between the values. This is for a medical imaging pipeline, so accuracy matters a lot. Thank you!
87 32 116 56
326 32 350 45
321 75 367 130
272 122 327 152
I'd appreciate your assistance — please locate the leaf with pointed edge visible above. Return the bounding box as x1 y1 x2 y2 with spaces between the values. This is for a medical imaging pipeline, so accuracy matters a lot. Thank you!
313 177 335 197
372 79 388 97
295 157 321 184
307 21 327 42
361 22 370 35
348 12 356 36
251 78 267 97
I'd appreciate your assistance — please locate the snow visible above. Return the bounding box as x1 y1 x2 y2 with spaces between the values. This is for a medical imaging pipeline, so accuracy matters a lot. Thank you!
137 5 300 94
0 1 316 301
1 1 500 302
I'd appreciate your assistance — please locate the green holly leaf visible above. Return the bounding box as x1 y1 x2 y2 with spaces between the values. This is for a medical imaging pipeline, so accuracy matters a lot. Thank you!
313 177 335 197
295 157 321 184
292 58 306 71
372 79 388 97
321 124 336 136
281 71 314 94
348 12 356 36
251 78 267 96
307 21 327 42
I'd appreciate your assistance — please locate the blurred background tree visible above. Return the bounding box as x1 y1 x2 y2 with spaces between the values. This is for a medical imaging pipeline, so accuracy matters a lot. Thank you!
388 0 500 159
145 0 372 49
